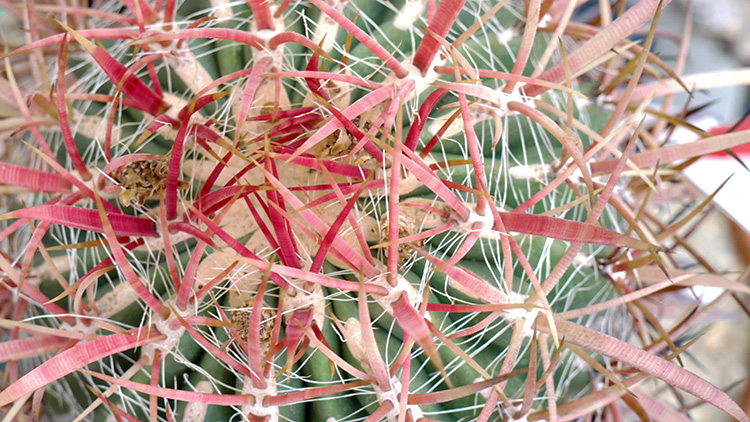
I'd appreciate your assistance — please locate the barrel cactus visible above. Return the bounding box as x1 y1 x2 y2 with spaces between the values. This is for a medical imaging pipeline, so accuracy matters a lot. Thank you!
1 0 748 421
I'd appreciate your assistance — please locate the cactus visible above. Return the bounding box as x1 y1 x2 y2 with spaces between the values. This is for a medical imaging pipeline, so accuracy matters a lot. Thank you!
1 0 749 421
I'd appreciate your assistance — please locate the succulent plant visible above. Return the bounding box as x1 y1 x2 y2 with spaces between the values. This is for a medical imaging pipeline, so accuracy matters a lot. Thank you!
1 0 750 421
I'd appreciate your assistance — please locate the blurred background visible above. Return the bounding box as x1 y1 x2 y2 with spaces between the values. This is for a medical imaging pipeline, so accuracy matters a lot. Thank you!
635 1 750 420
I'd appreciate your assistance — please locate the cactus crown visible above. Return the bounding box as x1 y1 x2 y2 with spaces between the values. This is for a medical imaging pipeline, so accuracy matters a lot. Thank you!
0 0 748 421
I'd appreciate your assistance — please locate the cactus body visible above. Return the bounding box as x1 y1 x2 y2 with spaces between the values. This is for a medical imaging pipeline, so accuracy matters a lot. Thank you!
1 1 749 422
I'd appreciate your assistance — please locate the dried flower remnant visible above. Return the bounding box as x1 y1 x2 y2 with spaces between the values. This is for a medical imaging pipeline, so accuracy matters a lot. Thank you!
378 214 426 266
113 156 188 206
231 301 276 354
